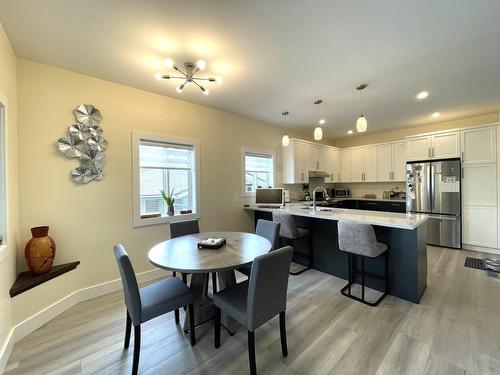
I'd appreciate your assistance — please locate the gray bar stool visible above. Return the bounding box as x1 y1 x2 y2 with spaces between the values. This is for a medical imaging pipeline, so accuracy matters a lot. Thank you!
272 212 312 275
337 221 389 306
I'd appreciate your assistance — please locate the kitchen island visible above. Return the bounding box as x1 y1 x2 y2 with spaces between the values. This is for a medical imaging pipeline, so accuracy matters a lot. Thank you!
245 204 429 303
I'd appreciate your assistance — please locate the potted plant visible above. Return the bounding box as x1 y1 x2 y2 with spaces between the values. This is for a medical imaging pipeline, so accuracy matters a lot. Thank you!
160 188 177 216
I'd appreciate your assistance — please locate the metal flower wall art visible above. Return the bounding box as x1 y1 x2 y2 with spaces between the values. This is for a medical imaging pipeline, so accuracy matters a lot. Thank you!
57 104 108 184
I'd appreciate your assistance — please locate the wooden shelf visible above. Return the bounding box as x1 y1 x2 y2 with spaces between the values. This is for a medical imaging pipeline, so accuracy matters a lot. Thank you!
10 261 80 297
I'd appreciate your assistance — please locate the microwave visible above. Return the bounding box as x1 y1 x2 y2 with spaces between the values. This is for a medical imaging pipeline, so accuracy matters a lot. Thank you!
333 188 350 198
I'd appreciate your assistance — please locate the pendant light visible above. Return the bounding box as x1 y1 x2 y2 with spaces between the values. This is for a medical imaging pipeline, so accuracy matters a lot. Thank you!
313 99 324 141
356 84 368 133
281 111 290 146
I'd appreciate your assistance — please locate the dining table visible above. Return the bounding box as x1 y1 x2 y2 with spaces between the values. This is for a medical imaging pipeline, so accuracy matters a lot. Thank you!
148 231 272 333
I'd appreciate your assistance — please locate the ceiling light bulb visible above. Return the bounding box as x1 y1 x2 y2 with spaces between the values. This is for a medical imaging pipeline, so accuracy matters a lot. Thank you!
314 126 323 141
203 88 209 95
347 130 353 135
356 115 367 132
165 58 174 69
319 119 326 125
155 72 162 81
432 112 441 118
196 59 206 70
215 76 223 84
176 84 184 93
282 134 290 147
416 91 429 100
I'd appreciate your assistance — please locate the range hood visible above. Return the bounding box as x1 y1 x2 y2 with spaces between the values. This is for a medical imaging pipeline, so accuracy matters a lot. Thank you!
308 170 330 178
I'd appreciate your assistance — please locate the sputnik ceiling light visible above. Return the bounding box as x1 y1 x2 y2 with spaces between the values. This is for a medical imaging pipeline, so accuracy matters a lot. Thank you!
356 83 368 133
155 58 222 95
313 99 324 141
281 111 290 147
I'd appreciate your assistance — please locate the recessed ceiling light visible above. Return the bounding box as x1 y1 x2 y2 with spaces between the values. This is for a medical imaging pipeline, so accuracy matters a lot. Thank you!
432 112 441 118
416 91 429 100
319 118 326 125
347 130 353 135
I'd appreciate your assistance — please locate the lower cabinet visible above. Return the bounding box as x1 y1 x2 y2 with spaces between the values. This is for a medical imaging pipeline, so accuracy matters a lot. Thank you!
336 200 406 213
463 206 498 248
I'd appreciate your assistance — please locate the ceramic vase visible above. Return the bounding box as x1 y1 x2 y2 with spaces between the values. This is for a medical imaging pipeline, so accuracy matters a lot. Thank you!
24 226 56 275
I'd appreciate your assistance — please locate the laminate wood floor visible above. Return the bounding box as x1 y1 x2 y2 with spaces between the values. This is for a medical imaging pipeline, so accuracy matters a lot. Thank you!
5 246 500 375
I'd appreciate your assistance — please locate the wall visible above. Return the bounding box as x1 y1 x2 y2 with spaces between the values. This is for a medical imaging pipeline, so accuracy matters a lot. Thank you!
13 59 309 325
332 112 499 148
0 22 18 369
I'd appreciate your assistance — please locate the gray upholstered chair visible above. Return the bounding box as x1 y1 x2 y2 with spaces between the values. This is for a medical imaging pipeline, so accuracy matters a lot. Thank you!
170 219 199 321
337 221 389 306
237 219 281 277
113 245 196 375
272 212 312 275
213 246 293 375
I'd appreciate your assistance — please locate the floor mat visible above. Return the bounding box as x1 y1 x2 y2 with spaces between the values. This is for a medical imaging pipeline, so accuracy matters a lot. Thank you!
465 257 500 273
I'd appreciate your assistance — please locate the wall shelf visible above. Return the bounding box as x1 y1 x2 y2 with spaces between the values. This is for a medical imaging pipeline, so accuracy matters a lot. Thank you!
9 261 80 297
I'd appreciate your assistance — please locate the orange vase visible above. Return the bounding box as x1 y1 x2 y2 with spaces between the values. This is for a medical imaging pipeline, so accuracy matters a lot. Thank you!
24 226 56 275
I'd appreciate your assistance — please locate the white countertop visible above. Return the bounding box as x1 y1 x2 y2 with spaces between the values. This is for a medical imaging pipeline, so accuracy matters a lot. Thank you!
245 203 428 230
295 198 406 203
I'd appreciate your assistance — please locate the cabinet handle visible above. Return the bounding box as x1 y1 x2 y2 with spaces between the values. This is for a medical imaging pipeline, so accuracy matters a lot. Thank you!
301 172 304 181
461 167 464 179
428 148 431 158
461 151 464 162
316 161 319 170
338 174 340 181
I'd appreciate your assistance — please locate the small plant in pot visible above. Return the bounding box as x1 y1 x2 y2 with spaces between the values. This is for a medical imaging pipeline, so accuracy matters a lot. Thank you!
160 188 177 216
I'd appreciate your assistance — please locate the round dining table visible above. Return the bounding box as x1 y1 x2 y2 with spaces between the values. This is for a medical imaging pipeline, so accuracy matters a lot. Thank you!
148 231 272 333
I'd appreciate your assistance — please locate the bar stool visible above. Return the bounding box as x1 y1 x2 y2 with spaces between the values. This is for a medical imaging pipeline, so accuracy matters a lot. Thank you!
272 212 313 275
337 221 389 306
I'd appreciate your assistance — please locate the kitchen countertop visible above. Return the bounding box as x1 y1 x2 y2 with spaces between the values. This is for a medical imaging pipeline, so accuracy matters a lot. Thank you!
294 198 406 203
245 203 427 230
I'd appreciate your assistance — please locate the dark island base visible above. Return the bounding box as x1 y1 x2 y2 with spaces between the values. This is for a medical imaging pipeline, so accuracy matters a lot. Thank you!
253 211 427 304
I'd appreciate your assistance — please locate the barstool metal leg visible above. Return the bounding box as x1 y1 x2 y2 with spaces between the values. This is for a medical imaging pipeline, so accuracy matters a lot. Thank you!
361 257 365 302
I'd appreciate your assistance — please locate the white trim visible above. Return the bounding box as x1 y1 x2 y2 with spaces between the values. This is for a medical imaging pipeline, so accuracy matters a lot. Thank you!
0 268 169 372
0 90 8 259
241 146 276 197
132 131 201 227
0 245 7 264
462 244 500 255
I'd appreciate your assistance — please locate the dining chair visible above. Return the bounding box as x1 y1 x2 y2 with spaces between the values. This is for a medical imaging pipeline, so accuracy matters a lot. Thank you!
213 246 293 375
113 244 196 375
237 219 281 277
170 219 199 322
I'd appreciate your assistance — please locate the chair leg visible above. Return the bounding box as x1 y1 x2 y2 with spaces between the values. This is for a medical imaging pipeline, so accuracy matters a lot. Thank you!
175 309 180 324
182 273 187 284
248 330 257 375
173 271 177 278
214 306 221 348
361 257 365 302
124 311 131 349
132 325 141 375
279 311 288 357
212 272 217 296
347 254 352 295
188 304 196 346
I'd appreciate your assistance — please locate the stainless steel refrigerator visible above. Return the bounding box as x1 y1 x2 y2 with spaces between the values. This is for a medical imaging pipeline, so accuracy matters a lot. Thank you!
406 159 461 249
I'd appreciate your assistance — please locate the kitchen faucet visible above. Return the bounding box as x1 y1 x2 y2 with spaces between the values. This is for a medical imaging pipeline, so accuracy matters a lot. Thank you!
312 186 329 211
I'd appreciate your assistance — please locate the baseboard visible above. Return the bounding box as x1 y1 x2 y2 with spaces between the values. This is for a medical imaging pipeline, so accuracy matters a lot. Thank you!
0 268 169 373
462 244 500 255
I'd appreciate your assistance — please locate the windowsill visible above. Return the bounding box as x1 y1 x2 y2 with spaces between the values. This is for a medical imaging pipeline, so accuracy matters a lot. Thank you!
134 212 200 227
0 244 8 265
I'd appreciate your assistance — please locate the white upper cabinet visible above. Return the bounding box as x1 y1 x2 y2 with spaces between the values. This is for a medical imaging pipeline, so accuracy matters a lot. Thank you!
282 139 308 184
461 126 496 164
363 146 378 182
307 144 318 171
316 146 330 172
345 146 378 182
325 147 341 183
341 149 352 182
377 141 407 182
350 147 364 182
406 131 460 161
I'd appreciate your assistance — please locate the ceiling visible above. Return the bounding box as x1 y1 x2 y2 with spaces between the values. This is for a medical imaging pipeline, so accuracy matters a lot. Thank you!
1 0 499 138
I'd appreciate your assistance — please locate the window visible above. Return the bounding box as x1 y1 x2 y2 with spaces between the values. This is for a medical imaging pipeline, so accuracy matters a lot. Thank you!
242 148 275 195
132 132 200 226
0 100 6 248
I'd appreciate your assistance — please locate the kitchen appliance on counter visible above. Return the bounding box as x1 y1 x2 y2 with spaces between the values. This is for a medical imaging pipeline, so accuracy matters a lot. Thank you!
255 188 284 208
332 188 350 199
406 159 461 249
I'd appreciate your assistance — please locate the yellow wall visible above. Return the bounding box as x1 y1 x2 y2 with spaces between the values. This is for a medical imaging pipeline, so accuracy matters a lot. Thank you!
13 59 307 324
332 112 499 148
0 22 18 363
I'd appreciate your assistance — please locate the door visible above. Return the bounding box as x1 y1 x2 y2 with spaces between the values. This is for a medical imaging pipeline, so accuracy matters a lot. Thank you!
431 132 460 159
307 144 317 171
461 127 496 164
463 206 497 248
363 146 378 181
392 141 407 181
377 144 393 181
332 148 341 182
427 214 461 249
406 136 431 161
407 162 432 213
316 146 329 172
431 160 461 215
341 149 351 182
350 147 364 182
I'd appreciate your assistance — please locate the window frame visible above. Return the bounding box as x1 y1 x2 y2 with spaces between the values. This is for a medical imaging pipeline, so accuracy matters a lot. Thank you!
132 131 201 227
0 91 8 262
241 147 276 197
